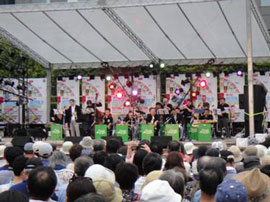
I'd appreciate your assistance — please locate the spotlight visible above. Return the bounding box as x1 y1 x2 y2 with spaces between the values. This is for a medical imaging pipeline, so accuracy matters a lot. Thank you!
126 80 133 88
4 80 14 87
198 80 207 88
77 75 82 80
237 70 243 76
160 62 165 68
149 63 154 68
116 91 124 99
106 75 112 81
132 89 139 96
108 83 116 90
124 100 131 107
101 62 109 68
175 89 181 95
205 72 211 78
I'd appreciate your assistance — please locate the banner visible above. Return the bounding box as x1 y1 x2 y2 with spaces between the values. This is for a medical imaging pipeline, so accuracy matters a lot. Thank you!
95 124 107 139
1 79 20 123
27 78 47 124
253 72 270 121
192 73 217 109
50 123 63 141
57 77 80 110
219 73 245 122
115 124 129 142
108 75 157 118
166 74 190 107
81 77 105 112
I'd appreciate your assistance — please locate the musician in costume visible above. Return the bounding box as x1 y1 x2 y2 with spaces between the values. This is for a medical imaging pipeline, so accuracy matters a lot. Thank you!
103 108 113 136
146 107 160 136
65 99 82 137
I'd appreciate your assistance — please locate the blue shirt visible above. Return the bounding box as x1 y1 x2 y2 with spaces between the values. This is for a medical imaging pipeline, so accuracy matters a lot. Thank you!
0 165 9 171
10 180 28 195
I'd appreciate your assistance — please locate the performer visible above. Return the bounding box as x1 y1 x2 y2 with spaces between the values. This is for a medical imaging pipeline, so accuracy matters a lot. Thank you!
167 108 184 139
123 111 137 139
65 99 82 137
218 98 230 138
103 108 113 136
51 109 64 125
198 95 210 109
146 107 160 136
199 108 214 121
182 99 194 138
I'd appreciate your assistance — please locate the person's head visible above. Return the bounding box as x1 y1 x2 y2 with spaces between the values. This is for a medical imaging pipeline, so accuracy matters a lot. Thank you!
49 151 68 169
103 154 124 173
202 95 207 102
179 142 185 154
93 139 106 152
74 156 93 177
69 144 83 162
128 111 133 118
204 108 210 116
106 139 121 154
69 99 75 106
93 151 108 165
260 165 270 177
197 156 212 173
197 145 208 158
66 176 96 202
115 162 139 191
205 157 227 177
133 149 148 176
74 193 106 202
220 150 234 166
24 157 43 175
138 140 151 149
150 141 163 155
160 169 185 196
206 148 220 157
38 143 53 159
199 168 224 196
105 108 111 116
4 147 23 167
155 102 162 109
13 155 28 178
143 152 162 175
86 100 92 106
0 190 28 202
28 166 57 201
164 152 185 170
167 141 180 152
220 98 225 105
150 107 156 116
186 99 192 106
170 108 177 116
23 142 34 157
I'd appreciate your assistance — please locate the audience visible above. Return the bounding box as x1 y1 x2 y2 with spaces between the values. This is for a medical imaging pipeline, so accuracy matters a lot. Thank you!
1 135 270 202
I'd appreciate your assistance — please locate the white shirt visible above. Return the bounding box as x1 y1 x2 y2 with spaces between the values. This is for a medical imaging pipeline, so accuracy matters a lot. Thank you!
134 176 146 195
71 106 76 121
29 199 56 202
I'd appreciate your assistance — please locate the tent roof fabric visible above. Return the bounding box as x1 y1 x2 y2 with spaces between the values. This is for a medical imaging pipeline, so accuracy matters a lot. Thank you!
0 0 269 69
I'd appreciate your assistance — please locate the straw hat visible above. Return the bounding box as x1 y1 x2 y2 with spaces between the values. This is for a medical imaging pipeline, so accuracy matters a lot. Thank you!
228 145 242 162
80 136 93 149
141 170 163 190
94 180 123 202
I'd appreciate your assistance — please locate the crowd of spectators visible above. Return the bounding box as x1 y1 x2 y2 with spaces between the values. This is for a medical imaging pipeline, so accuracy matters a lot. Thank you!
0 135 269 202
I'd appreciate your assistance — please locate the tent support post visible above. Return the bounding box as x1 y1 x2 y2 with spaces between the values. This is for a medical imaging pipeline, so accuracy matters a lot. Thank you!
246 0 255 138
156 74 161 103
46 66 52 124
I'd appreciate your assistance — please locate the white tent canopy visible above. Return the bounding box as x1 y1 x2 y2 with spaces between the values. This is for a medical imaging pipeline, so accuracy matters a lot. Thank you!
0 0 269 69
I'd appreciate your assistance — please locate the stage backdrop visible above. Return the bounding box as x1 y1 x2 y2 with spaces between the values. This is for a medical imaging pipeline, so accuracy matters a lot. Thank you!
108 75 157 119
253 72 270 121
57 77 80 110
81 77 105 112
26 78 47 124
165 74 190 107
219 73 245 122
192 73 218 109
1 79 20 124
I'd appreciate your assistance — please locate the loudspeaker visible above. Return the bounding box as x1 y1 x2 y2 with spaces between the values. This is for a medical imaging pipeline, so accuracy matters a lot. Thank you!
64 137 83 144
4 124 21 137
11 136 33 148
239 94 245 110
151 136 172 148
27 128 48 139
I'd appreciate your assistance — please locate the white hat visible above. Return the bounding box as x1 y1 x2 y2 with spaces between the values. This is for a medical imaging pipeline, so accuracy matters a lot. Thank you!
38 142 53 158
0 145 6 158
60 141 73 155
184 142 196 155
84 164 115 184
212 141 227 151
80 136 93 149
140 180 182 202
32 141 44 154
255 145 268 159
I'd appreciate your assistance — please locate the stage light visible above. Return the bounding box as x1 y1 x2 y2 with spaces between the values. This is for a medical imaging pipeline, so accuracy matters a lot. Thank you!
4 80 14 87
132 89 139 96
106 75 112 81
175 89 181 95
199 80 207 88
191 91 197 98
77 75 82 80
124 100 131 107
205 72 211 78
160 62 165 68
108 83 116 90
116 91 124 99
126 80 133 88
149 63 154 68
237 70 243 76
101 62 109 68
